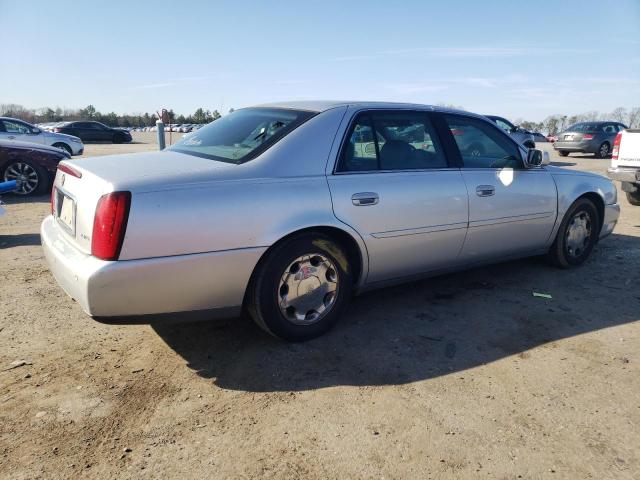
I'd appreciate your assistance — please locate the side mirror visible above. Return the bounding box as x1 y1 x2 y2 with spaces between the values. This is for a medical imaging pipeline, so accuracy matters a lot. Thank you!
511 125 519 133
525 148 545 168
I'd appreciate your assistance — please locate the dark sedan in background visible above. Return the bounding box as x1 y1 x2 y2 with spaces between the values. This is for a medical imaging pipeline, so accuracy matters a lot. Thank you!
554 121 627 158
54 121 132 144
1 139 69 195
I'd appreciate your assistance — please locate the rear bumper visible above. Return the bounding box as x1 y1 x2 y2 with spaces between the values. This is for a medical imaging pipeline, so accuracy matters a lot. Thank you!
607 166 640 183
600 203 620 239
553 141 597 153
41 215 265 317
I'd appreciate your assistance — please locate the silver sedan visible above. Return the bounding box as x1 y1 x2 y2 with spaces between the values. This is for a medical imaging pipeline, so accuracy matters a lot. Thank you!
41 101 620 341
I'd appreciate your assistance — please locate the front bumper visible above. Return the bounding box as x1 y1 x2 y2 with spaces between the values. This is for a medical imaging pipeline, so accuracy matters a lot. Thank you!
553 141 597 153
41 216 265 317
70 143 84 155
607 166 640 183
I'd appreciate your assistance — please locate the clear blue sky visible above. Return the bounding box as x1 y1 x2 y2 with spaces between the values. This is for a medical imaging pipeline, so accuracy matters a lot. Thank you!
1 0 638 121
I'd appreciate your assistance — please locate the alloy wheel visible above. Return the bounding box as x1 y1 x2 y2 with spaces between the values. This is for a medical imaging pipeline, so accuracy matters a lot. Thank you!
277 253 339 325
3 162 39 195
565 211 592 258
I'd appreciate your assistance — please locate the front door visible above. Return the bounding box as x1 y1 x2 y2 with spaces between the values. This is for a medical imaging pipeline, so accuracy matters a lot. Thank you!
441 113 557 261
328 110 469 284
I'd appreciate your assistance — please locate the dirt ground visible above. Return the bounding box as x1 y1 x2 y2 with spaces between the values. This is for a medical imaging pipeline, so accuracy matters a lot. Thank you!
1 134 638 479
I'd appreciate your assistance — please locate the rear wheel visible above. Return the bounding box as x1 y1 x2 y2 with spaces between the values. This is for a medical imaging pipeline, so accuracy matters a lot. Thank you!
246 232 353 341
558 150 569 157
626 190 640 206
548 198 599 268
52 142 72 156
595 142 610 159
2 160 48 196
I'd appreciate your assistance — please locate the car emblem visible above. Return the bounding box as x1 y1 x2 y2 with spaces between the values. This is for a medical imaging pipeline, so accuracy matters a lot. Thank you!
61 174 66 186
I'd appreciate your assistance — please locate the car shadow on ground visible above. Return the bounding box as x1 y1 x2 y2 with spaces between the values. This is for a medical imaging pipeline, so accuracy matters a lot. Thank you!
138 234 640 392
2 193 50 205
550 161 577 167
0 233 41 248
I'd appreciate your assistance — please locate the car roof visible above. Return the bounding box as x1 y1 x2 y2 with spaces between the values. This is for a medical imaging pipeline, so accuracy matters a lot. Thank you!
252 100 474 116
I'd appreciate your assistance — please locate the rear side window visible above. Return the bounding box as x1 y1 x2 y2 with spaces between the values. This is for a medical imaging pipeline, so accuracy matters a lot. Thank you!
443 114 523 169
338 111 448 172
169 108 315 164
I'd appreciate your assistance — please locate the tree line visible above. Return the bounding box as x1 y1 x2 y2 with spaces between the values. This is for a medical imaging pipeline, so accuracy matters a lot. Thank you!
1 103 638 134
515 106 640 135
0 104 234 127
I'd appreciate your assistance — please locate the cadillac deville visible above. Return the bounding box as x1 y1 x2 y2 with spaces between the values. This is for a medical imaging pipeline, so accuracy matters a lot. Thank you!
41 102 620 341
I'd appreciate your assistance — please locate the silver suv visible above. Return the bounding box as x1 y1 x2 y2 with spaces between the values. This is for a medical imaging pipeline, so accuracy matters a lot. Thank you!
485 115 535 148
0 117 84 156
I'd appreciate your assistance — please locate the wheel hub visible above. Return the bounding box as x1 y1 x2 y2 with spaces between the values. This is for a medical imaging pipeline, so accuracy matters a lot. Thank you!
565 211 592 257
278 254 339 325
3 162 38 195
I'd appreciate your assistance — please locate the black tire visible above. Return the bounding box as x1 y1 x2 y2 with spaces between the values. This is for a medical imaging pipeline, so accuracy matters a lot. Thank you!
558 150 569 157
626 190 640 206
548 198 599 268
52 142 72 156
2 159 49 196
246 232 353 341
113 134 124 144
594 142 610 159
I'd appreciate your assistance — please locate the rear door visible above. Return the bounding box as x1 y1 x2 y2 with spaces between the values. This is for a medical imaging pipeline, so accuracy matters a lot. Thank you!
440 113 557 261
327 109 469 284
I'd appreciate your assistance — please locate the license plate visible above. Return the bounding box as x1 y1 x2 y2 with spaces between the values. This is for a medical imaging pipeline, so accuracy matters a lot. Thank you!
564 134 573 140
58 192 75 234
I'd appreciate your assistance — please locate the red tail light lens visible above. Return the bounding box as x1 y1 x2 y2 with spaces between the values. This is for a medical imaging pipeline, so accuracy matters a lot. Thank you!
583 134 594 140
58 163 82 178
91 192 131 261
612 132 622 160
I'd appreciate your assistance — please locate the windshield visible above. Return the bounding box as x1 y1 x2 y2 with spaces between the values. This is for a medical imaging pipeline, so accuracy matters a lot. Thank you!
168 108 315 163
566 123 599 133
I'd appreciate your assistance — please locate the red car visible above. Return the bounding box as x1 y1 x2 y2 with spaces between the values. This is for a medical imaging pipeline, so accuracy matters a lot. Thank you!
1 139 70 196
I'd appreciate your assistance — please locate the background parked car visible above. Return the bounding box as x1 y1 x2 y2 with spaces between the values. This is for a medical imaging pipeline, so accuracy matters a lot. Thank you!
554 121 627 158
546 135 557 143
54 121 132 143
484 115 535 148
532 132 549 143
0 117 84 156
1 139 69 195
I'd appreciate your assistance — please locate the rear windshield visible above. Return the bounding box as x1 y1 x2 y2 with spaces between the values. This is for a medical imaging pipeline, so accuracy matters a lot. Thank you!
168 108 315 164
566 123 599 133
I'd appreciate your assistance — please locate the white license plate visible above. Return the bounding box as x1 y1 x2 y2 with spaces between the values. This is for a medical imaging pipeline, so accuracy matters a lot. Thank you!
58 193 75 234
564 134 573 140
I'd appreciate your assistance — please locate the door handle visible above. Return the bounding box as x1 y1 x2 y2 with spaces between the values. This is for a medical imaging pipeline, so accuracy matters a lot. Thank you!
351 192 379 206
7 136 15 140
476 185 495 197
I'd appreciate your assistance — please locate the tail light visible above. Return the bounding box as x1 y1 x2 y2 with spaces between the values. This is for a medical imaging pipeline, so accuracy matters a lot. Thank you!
611 132 622 160
58 163 82 178
583 134 595 140
91 192 131 261
54 128 62 133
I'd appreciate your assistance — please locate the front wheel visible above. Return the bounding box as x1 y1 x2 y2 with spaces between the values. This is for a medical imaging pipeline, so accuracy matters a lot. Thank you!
246 233 353 341
2 160 49 196
558 150 569 157
626 190 640 206
548 198 599 268
52 142 72 156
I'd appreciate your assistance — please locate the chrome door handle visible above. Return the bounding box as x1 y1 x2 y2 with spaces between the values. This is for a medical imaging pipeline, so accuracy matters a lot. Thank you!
476 185 495 197
351 192 379 206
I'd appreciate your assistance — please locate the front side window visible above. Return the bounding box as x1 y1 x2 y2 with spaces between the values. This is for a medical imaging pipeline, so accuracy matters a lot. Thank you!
168 108 315 164
338 111 447 172
444 114 523 169
493 117 513 133
2 120 30 134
